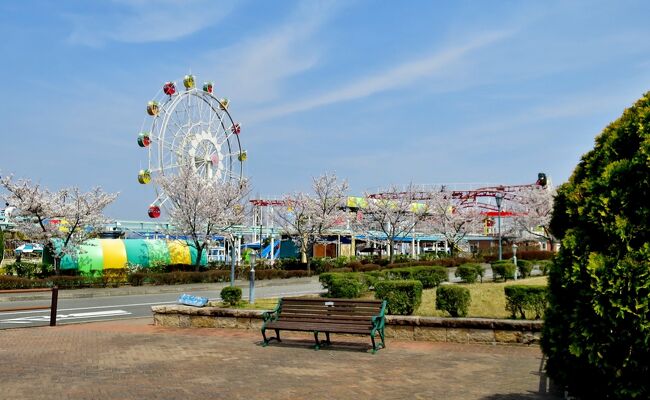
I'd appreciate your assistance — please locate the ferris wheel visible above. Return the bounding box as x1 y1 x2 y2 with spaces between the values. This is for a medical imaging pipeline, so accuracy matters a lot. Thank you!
136 75 246 218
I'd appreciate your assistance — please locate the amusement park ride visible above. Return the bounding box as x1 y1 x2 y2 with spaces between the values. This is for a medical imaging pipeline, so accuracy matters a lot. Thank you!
136 75 246 219
250 173 549 219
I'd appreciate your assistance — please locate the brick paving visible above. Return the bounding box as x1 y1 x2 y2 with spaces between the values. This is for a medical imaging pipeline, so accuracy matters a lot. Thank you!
0 318 560 400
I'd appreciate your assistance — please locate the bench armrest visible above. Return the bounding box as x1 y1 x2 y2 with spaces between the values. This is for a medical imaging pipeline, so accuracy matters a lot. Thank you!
371 300 387 331
262 299 282 323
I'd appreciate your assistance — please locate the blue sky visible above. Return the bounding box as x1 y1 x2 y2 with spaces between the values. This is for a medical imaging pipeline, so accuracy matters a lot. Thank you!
1 0 649 220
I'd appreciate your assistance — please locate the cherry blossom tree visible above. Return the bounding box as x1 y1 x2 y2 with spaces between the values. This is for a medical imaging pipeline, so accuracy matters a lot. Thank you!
359 184 429 263
274 173 349 274
512 186 556 247
422 188 484 256
156 164 250 271
0 174 118 274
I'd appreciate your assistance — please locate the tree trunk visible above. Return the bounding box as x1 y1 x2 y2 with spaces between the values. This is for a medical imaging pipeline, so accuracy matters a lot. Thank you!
388 239 394 264
194 245 203 272
305 242 312 276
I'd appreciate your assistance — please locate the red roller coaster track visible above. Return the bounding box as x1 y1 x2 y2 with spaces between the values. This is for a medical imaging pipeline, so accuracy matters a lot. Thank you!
251 174 548 216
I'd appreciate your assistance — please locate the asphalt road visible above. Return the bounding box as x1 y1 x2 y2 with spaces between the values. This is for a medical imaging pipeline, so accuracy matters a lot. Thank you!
0 280 325 329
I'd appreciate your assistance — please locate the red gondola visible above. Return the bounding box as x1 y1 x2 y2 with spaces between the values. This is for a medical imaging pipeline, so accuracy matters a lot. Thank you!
163 82 176 96
148 205 161 218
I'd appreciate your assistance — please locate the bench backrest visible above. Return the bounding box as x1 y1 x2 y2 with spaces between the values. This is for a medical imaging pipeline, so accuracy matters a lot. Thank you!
278 298 384 327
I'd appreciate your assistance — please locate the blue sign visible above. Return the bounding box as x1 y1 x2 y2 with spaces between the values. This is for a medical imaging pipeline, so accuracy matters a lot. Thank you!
177 293 209 307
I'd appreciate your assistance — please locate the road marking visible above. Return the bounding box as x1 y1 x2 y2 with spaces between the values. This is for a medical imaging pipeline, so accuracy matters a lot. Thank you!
1 309 131 324
0 289 325 316
0 300 183 316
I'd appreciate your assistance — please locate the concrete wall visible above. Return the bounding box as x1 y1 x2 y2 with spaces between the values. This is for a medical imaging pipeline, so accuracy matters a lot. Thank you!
152 305 543 345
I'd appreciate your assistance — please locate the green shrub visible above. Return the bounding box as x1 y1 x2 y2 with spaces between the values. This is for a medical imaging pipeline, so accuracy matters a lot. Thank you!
318 272 337 292
483 250 554 262
362 270 386 289
384 266 447 288
504 285 547 319
4 262 54 279
127 272 146 286
374 280 422 315
346 261 364 271
319 272 365 298
455 263 484 283
436 285 471 317
410 266 448 288
542 92 650 399
0 229 4 266
329 274 365 298
220 286 242 306
0 275 43 289
356 263 381 272
516 259 533 278
536 260 553 276
491 261 516 281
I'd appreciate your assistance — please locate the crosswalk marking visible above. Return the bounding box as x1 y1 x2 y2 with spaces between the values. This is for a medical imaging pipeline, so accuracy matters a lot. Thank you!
1 309 131 324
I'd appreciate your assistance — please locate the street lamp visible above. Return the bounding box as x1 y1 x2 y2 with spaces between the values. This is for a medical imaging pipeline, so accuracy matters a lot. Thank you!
512 243 518 280
495 192 504 261
249 251 257 304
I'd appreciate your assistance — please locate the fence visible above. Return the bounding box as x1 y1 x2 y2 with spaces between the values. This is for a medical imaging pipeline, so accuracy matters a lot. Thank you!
0 287 59 326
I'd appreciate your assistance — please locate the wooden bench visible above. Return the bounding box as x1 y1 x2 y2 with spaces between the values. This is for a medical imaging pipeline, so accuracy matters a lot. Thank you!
261 297 387 353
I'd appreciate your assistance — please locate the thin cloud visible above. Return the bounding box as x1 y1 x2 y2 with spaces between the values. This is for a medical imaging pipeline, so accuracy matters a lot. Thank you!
66 0 235 46
204 1 345 104
246 30 515 122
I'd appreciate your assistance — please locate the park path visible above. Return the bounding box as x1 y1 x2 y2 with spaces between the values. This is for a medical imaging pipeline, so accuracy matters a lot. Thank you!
0 317 560 400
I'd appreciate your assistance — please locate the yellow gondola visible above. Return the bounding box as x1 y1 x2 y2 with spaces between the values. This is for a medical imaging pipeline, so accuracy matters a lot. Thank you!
138 169 152 184
219 98 229 110
238 151 247 162
146 101 159 116
183 75 195 90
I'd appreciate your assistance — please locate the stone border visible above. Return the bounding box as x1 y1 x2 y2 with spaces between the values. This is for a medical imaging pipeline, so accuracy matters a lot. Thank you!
152 305 543 345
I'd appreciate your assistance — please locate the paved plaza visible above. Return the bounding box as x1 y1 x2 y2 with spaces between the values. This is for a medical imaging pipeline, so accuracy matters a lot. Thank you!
0 318 560 400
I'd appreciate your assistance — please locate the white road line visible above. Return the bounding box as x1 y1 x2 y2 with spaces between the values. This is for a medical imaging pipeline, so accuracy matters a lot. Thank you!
1 309 131 324
0 289 325 317
0 300 184 316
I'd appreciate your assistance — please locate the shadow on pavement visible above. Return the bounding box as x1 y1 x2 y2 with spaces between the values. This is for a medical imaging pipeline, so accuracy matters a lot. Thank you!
258 338 376 353
480 394 560 400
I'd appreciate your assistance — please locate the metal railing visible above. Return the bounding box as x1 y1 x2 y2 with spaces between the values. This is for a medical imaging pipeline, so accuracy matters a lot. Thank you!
0 287 59 326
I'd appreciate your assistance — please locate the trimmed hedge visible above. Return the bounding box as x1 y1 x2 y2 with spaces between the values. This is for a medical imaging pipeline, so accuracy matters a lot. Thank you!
374 280 422 315
1 268 312 290
536 259 552 276
483 250 554 262
383 257 472 269
383 266 448 289
436 285 471 317
516 259 533 278
220 286 242 306
319 272 365 298
491 261 516 281
455 263 484 283
504 285 547 319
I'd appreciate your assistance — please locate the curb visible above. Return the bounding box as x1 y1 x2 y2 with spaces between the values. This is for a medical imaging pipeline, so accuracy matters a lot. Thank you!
0 276 320 302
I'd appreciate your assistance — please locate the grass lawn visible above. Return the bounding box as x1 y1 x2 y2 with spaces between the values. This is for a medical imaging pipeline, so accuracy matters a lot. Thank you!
211 276 548 320
210 297 282 310
416 276 548 319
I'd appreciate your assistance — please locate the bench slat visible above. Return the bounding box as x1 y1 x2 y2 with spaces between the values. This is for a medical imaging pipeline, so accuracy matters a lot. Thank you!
282 298 383 303
281 309 378 317
266 321 372 334
280 313 373 322
282 301 382 308
277 317 372 326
